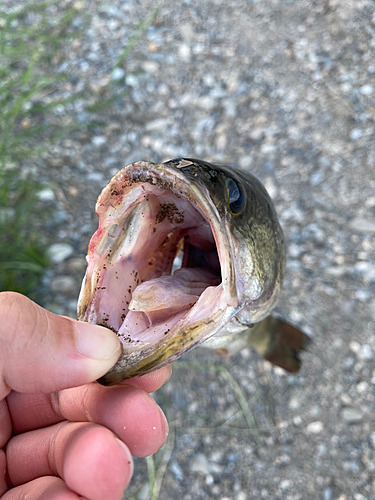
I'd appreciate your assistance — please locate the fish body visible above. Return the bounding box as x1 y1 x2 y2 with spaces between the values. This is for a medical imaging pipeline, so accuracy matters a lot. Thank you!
77 158 308 385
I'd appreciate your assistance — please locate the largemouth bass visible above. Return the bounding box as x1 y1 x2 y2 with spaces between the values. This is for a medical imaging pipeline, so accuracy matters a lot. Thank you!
77 158 309 385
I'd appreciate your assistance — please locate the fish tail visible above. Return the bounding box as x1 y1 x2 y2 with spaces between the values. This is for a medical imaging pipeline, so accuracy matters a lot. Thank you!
247 316 311 373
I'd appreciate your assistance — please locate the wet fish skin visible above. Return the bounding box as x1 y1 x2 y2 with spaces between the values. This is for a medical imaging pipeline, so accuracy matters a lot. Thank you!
78 158 308 384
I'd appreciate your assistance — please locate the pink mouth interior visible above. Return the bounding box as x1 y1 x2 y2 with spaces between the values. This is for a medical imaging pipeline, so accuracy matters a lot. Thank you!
87 183 222 345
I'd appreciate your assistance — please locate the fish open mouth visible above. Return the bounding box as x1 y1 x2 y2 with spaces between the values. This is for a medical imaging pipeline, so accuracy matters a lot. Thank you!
78 162 238 382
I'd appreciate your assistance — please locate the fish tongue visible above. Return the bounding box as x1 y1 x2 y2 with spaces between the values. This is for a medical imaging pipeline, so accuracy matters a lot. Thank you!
117 268 220 342
129 267 220 315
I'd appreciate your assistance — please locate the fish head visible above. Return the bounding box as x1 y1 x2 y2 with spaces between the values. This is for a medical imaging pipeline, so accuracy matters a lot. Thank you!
77 158 285 384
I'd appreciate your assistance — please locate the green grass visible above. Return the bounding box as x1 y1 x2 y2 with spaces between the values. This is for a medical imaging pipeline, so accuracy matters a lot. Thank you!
0 0 82 300
0 1 157 301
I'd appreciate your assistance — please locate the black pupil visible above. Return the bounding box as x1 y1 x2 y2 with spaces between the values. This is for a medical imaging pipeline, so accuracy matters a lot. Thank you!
226 178 244 213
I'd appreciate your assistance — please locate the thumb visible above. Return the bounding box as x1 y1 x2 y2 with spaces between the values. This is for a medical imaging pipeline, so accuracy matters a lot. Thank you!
0 292 121 398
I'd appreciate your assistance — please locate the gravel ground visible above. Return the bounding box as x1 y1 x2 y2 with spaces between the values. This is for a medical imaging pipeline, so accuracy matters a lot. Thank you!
14 0 375 498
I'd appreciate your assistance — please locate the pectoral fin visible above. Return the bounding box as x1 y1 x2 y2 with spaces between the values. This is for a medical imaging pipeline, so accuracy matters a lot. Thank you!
248 315 311 373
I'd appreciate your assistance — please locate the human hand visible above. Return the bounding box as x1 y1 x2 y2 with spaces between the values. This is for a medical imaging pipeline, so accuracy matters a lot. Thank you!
0 292 170 500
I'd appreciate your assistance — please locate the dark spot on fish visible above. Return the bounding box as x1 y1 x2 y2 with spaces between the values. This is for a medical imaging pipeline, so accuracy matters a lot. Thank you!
156 203 184 224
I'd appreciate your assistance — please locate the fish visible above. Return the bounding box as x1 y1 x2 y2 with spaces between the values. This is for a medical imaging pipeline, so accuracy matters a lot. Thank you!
77 158 310 385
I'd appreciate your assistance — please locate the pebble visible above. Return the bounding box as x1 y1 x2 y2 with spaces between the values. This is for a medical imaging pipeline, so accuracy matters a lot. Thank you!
359 84 374 95
349 128 363 140
236 493 247 500
340 407 364 424
37 188 55 201
47 243 74 264
111 67 125 81
190 453 210 475
177 43 191 62
145 118 171 131
51 275 76 294
170 460 184 481
357 344 373 361
87 172 104 182
349 217 375 233
310 170 325 186
91 136 107 147
306 421 324 434
323 487 333 500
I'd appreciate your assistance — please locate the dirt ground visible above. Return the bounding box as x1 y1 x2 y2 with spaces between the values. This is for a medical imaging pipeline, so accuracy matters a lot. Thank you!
17 0 375 498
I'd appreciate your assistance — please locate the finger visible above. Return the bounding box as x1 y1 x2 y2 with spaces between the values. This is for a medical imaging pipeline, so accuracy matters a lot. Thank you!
8 384 168 457
0 450 7 497
7 365 171 435
120 364 172 392
0 399 12 447
1 476 83 500
0 292 121 398
6 422 131 500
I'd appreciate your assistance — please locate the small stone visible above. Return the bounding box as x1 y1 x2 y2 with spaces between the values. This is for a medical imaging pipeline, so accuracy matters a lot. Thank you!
125 74 138 87
350 129 363 140
289 396 300 410
145 118 171 131
37 188 55 201
293 416 302 426
92 136 107 147
360 84 374 95
142 61 159 73
357 381 368 393
340 407 363 424
236 493 247 500
323 487 333 500
349 340 360 353
355 289 372 301
357 344 373 361
306 421 324 434
350 217 375 233
111 67 125 81
190 453 210 475
51 276 76 294
87 172 104 182
280 480 291 490
249 128 265 141
178 43 191 62
325 266 348 277
170 461 184 481
310 170 325 186
264 177 277 198
47 243 74 264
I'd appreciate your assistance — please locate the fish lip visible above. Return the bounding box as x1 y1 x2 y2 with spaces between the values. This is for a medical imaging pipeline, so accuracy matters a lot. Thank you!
78 160 239 384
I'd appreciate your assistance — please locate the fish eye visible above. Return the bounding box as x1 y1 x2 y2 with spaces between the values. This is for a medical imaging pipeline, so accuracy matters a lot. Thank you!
225 178 246 214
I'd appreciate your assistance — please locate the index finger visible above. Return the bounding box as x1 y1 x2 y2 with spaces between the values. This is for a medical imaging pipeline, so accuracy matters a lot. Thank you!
7 365 172 435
